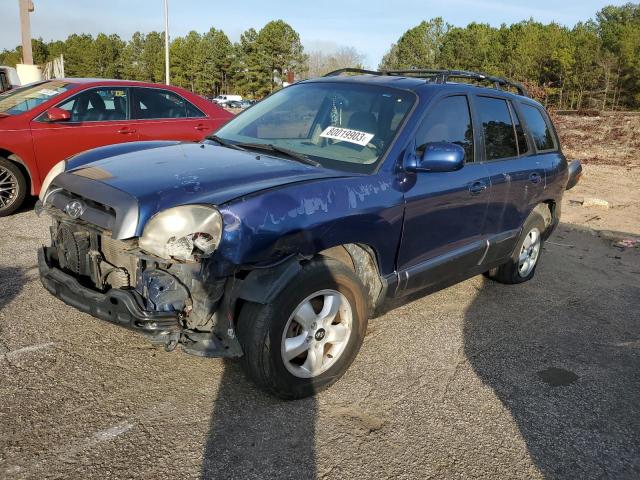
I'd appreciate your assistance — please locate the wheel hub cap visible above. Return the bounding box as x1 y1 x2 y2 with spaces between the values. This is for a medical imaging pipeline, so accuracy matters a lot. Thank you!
281 289 353 379
518 227 541 277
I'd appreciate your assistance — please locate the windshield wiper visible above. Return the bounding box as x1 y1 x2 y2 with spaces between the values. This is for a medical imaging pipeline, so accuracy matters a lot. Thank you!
235 142 321 167
205 134 248 152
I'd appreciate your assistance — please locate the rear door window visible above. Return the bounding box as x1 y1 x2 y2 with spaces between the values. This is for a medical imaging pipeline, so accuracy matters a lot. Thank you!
520 104 556 151
415 95 474 162
131 88 205 119
476 96 518 160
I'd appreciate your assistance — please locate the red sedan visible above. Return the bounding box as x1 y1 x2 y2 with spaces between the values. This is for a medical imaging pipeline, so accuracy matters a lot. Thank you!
0 79 233 215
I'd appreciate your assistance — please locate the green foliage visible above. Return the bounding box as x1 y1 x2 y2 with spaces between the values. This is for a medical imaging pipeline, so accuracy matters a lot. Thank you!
380 4 640 109
1 7 638 108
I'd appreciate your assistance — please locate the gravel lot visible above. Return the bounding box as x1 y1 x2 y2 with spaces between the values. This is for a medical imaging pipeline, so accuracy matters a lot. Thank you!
1 190 639 478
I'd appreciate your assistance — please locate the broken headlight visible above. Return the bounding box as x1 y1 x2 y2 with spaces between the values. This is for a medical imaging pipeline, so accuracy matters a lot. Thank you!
139 205 222 261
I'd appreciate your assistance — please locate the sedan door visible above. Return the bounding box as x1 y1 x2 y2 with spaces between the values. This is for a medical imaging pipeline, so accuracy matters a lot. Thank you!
130 87 212 142
30 86 138 177
397 95 491 295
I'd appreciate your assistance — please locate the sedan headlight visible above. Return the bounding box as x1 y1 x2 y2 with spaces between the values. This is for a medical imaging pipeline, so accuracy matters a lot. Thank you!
39 160 66 202
139 205 222 261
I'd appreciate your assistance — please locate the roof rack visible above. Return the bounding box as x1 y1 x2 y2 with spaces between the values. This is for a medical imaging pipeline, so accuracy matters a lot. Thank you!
323 68 529 97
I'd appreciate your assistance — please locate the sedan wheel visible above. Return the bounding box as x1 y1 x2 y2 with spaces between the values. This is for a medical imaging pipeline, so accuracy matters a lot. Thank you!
0 165 18 210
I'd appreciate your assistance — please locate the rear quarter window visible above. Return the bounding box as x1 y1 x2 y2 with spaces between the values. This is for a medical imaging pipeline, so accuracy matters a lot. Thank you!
520 104 556 151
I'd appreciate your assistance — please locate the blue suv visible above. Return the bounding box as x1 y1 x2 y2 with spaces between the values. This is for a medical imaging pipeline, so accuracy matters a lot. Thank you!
37 69 581 399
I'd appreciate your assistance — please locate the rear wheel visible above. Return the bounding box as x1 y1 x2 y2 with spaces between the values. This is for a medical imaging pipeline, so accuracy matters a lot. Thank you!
237 257 369 399
486 210 546 284
0 158 27 217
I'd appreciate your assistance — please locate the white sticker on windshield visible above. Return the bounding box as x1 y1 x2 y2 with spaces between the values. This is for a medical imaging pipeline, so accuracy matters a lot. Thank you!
37 89 59 96
320 126 374 146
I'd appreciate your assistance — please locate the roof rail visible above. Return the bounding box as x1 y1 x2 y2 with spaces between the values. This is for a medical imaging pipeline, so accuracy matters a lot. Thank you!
323 68 529 97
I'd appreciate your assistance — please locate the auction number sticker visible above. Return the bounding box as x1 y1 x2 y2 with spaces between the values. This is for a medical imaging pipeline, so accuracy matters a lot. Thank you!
320 126 374 146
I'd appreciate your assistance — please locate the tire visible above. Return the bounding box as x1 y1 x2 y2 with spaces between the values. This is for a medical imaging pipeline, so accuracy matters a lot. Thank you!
0 158 27 217
486 210 546 284
236 257 369 399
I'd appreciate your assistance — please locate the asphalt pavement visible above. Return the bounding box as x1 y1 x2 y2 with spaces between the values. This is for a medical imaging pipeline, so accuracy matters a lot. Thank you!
1 203 639 479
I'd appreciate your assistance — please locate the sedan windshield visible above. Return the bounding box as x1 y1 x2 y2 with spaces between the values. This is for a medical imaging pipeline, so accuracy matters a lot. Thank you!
0 80 75 115
214 82 415 173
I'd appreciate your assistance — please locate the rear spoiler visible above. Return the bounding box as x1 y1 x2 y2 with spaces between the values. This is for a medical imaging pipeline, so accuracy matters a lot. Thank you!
566 160 583 191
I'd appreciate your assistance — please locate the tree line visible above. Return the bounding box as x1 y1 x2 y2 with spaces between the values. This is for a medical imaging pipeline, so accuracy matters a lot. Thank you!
381 3 639 110
1 4 638 108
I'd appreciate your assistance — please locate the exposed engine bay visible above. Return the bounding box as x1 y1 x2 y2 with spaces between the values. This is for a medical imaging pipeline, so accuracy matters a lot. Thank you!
43 209 240 357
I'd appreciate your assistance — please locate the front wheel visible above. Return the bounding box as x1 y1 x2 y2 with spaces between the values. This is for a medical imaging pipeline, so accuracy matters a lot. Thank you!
237 257 369 399
0 158 27 217
486 210 546 284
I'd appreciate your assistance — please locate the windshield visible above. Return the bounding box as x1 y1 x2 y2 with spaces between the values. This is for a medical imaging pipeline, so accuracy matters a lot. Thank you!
214 82 415 173
0 80 75 115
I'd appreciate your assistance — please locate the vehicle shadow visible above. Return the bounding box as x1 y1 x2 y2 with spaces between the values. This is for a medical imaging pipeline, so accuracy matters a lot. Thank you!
462 233 640 478
201 360 316 480
0 266 27 312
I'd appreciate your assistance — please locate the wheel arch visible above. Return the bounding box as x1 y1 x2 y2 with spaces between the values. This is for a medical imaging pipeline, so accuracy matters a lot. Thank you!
233 242 384 313
0 149 34 195
533 199 559 240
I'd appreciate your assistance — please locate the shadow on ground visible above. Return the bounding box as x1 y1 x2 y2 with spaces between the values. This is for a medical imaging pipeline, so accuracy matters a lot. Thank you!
0 267 27 312
201 361 316 480
463 232 640 478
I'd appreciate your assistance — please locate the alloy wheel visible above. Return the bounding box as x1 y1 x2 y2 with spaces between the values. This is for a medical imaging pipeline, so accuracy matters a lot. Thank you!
281 289 353 378
0 166 18 210
518 227 541 277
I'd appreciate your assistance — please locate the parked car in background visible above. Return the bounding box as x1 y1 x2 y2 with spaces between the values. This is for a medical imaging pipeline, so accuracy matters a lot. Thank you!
0 79 233 215
226 100 243 109
212 94 242 106
36 69 581 399
0 66 20 93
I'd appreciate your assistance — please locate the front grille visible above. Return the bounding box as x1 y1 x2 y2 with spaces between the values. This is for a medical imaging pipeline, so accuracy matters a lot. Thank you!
48 188 116 232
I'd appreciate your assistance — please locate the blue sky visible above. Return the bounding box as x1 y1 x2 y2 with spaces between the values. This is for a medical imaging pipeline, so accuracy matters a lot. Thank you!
0 0 629 67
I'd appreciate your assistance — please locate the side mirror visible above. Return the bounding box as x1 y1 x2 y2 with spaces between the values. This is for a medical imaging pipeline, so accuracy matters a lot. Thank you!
45 107 71 122
406 142 465 173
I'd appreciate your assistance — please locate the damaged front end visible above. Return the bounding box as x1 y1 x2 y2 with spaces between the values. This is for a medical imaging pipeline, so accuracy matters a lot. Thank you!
37 202 242 357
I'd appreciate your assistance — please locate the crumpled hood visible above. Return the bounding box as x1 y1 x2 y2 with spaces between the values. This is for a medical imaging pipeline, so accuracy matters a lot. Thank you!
61 141 350 234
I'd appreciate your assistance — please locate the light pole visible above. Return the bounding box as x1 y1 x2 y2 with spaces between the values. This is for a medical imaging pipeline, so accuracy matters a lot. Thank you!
19 0 34 65
164 0 170 85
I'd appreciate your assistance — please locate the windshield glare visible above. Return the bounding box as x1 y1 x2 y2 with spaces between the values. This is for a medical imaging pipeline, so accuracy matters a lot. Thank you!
215 82 415 173
0 80 75 115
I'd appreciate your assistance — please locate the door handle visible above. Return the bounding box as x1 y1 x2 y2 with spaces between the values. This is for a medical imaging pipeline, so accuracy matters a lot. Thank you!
194 124 208 131
117 127 136 134
529 172 541 184
469 181 488 195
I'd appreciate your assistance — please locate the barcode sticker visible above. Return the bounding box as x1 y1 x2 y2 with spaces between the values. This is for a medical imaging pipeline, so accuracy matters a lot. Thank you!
320 126 374 146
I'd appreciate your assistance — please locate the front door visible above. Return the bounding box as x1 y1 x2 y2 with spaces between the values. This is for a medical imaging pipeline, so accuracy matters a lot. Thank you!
398 94 491 295
31 86 138 180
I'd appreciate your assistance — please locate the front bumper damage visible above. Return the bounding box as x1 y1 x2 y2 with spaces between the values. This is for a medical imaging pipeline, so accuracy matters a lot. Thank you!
39 247 182 334
37 206 243 358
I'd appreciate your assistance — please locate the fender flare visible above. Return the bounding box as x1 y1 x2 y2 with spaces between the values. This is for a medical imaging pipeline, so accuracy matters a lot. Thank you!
234 256 304 305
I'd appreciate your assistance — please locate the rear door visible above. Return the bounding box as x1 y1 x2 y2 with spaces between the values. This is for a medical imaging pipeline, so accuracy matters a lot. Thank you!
30 86 138 177
472 95 546 263
130 87 211 142
397 94 491 294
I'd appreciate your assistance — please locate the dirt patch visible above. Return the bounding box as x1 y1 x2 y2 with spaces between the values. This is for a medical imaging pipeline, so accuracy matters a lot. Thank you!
554 113 640 167
555 113 640 237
